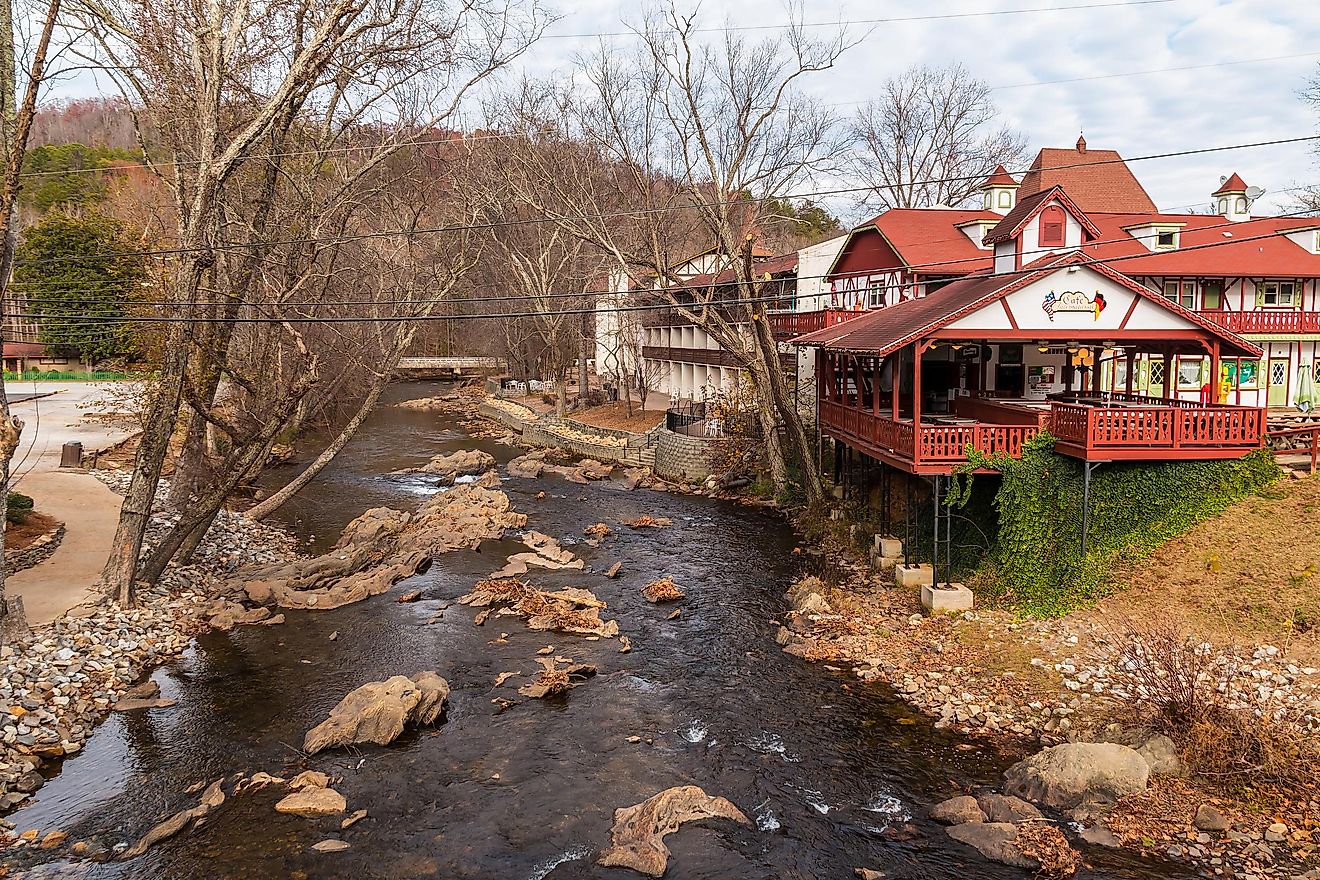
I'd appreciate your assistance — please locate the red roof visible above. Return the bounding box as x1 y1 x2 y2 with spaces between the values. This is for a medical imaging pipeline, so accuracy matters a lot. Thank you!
983 186 1102 245
792 251 1261 358
1017 146 1157 213
982 164 1019 188
837 208 1000 277
1083 213 1320 277
1212 173 1248 196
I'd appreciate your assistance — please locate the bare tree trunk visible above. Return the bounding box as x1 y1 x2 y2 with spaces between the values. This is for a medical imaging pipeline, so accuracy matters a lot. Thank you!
0 0 61 629
577 313 590 408
244 372 390 521
750 317 822 503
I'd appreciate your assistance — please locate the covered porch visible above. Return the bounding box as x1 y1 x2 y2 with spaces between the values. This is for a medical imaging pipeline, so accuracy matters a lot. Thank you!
798 253 1267 475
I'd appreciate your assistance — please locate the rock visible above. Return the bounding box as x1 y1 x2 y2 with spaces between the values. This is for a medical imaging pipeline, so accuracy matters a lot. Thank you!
855 870 885 880
396 590 422 603
930 796 985 825
236 772 285 794
606 562 622 579
977 794 1042 823
310 838 350 852
402 449 496 480
288 770 329 791
341 809 367 829
39 830 68 849
303 672 450 754
597 785 751 877
1193 804 1230 832
112 696 178 712
946 822 1038 869
120 778 225 860
1265 822 1288 842
122 681 160 700
275 787 346 818
1136 734 1183 777
1003 742 1149 815
506 452 547 479
1080 823 1121 847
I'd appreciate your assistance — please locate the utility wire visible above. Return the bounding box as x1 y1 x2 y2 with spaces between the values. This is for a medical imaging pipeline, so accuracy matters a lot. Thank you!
11 203 1320 306
15 216 1320 327
13 133 1320 269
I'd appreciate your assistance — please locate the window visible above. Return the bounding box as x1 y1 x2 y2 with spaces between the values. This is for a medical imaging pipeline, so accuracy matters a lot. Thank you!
998 191 1011 209
1176 357 1205 390
1315 231 1320 253
1235 197 1248 214
1258 281 1297 308
1218 198 1228 214
1162 280 1196 309
1039 205 1065 247
1202 281 1223 311
983 192 992 210
1155 229 1176 249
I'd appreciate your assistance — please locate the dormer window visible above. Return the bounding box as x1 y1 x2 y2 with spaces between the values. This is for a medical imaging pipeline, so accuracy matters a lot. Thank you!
998 191 1012 209
1155 229 1177 250
1039 205 1065 247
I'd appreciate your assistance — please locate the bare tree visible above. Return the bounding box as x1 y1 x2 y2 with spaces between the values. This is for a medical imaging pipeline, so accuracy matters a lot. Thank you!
849 63 1026 211
498 6 850 502
74 0 550 602
0 0 62 634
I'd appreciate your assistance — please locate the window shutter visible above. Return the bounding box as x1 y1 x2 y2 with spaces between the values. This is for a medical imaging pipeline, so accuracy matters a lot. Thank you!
1254 282 1264 309
1295 281 1304 310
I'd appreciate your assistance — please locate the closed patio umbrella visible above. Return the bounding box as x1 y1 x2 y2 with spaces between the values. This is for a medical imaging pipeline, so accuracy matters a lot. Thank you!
1295 364 1315 413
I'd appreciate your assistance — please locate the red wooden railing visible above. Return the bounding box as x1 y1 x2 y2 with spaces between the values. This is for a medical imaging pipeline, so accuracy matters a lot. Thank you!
1209 311 1320 335
819 400 1040 468
767 308 864 340
821 398 1266 469
1048 402 1265 452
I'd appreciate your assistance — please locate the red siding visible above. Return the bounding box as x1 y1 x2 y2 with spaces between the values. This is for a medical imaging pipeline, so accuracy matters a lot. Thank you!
829 228 906 280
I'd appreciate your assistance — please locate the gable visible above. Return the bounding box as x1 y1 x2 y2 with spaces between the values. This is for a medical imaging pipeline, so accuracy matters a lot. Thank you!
945 265 1208 335
829 226 905 278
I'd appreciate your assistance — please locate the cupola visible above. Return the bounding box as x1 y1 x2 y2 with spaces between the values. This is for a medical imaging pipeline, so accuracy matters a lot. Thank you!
1213 173 1254 222
980 164 1020 216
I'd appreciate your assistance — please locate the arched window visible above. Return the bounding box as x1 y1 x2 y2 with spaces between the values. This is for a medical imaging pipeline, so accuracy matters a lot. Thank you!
1039 205 1065 247
1218 198 1228 214
998 191 1012 208
983 192 991 209
1235 197 1248 214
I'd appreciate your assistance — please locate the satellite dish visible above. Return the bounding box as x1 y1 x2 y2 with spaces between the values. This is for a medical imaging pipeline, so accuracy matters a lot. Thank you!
1245 185 1266 200
1219 175 1228 185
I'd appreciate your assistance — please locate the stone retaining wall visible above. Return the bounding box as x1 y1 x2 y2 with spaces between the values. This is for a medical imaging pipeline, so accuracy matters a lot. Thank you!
522 423 643 465
477 401 535 436
4 523 66 575
653 429 721 483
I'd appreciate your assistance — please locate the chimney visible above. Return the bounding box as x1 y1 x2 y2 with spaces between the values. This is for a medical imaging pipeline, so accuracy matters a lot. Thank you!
1076 134 1087 154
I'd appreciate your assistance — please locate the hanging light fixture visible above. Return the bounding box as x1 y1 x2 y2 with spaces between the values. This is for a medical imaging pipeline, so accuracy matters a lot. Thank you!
1066 341 1080 354
1037 340 1050 353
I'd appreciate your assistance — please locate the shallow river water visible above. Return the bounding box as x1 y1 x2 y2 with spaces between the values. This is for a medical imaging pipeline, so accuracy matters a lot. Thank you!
6 383 1194 879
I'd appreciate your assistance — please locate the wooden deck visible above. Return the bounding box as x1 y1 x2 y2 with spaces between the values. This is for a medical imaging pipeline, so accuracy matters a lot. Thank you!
820 394 1266 473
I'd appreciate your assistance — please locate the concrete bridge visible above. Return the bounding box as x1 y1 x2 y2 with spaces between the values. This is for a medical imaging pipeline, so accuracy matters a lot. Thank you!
395 356 505 377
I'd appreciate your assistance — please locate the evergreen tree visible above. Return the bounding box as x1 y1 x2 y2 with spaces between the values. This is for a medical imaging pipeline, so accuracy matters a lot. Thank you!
11 212 146 362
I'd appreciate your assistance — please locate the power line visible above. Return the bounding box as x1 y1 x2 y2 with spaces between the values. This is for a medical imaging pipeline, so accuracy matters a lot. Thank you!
14 133 1320 269
542 0 1178 39
12 201 1319 306
15 215 1320 327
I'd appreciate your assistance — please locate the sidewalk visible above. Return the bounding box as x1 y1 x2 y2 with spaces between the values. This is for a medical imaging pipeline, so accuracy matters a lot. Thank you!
5 384 135 625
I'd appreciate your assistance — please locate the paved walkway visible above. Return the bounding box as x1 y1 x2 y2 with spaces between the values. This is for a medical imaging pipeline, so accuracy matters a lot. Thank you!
5 384 135 625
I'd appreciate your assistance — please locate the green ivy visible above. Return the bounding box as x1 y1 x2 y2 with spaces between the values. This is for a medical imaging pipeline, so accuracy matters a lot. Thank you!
969 433 1281 617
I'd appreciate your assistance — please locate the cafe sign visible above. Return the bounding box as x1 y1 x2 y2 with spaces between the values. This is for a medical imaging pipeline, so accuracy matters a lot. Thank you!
1042 289 1107 322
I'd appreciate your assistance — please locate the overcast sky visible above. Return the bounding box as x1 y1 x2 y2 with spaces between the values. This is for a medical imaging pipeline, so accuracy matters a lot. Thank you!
512 0 1320 218
52 0 1320 220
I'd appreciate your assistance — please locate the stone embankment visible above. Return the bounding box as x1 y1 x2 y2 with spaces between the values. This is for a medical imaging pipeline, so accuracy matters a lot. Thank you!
777 558 1320 878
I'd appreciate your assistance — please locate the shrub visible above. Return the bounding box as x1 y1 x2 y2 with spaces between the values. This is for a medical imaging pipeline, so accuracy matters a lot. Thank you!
6 492 34 525
1104 618 1319 797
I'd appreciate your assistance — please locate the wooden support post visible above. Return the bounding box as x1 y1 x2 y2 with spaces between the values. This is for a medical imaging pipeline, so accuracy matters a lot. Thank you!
891 354 900 420
913 341 927 466
871 356 881 414
1209 340 1221 405
1125 350 1135 395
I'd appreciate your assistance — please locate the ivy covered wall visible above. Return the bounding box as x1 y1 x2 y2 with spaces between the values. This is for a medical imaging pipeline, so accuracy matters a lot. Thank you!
963 434 1281 617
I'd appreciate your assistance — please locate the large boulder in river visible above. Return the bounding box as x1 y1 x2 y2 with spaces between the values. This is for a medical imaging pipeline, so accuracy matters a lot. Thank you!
407 449 496 481
929 795 985 825
303 672 450 755
1003 742 1149 815
597 785 751 877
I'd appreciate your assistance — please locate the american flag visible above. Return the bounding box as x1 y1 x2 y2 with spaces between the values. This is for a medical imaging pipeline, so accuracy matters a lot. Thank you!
1042 290 1057 321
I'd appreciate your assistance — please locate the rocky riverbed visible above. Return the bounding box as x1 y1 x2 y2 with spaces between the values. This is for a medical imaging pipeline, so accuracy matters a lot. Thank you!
0 472 302 823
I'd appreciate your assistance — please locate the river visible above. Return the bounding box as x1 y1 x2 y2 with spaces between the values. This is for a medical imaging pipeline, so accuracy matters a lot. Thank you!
4 383 1192 879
